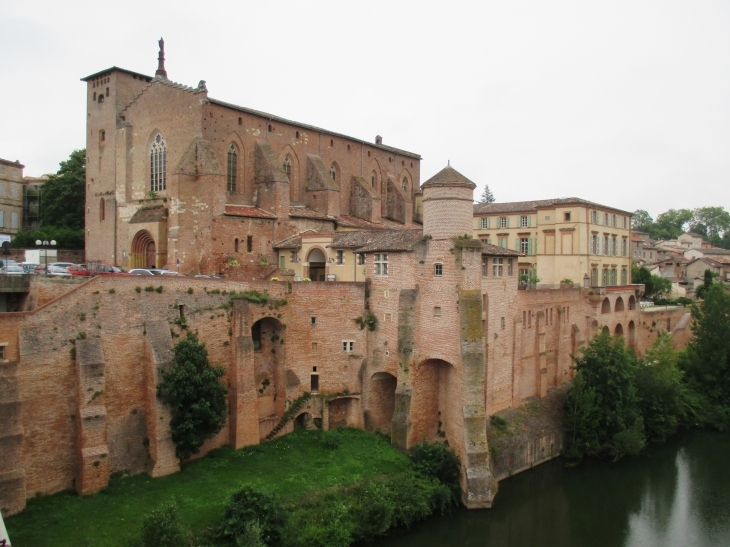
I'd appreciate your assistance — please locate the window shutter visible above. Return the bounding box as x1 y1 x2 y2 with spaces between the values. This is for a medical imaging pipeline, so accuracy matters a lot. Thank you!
515 238 520 252
534 238 538 255
528 238 533 255
506 217 510 228
487 238 492 245
527 216 532 228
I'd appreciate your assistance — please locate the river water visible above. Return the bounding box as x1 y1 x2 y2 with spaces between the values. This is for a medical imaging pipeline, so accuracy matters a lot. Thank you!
377 430 730 547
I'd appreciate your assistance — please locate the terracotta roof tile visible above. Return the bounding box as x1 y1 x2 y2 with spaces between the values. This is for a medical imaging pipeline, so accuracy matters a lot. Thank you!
129 206 168 224
273 235 302 249
224 205 276 219
421 166 476 189
288 206 334 220
335 215 384 229
474 198 631 216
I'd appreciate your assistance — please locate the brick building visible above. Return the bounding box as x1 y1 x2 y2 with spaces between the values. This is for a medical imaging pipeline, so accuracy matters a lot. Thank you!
82 40 420 275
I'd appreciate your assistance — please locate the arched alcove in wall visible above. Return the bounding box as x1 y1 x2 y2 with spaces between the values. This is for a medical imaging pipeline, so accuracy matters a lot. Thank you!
251 317 287 439
614 323 624 337
615 297 625 312
368 372 397 434
410 359 457 445
601 297 611 314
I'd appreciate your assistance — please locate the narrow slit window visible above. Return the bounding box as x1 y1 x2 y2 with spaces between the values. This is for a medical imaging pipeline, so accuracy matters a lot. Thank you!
246 236 253 253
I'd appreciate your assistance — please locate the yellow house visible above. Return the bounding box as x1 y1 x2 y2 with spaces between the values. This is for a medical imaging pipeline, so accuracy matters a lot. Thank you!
473 198 632 287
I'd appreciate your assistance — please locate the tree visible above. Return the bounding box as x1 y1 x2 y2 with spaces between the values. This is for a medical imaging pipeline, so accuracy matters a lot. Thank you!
681 284 730 429
11 226 84 249
479 185 495 204
690 207 730 238
40 149 86 230
695 268 718 300
653 209 693 240
632 209 654 232
157 332 228 459
632 264 672 299
565 332 644 460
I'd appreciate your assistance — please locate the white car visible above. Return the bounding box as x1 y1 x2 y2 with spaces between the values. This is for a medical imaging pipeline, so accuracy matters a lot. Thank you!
129 269 155 276
47 262 75 276
3 265 25 275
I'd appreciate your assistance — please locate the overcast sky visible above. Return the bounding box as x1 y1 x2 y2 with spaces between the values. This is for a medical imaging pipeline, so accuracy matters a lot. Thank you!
2 0 728 218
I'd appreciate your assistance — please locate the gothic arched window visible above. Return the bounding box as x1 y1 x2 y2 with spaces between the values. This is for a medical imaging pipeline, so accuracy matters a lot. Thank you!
402 177 408 192
283 155 292 180
150 133 167 192
329 164 336 181
227 144 238 192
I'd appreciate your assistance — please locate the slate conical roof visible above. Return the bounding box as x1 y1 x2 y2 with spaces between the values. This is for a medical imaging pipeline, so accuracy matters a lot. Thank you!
421 165 476 189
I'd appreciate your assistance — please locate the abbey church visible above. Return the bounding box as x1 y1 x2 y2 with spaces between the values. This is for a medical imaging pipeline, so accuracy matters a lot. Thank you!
83 39 422 276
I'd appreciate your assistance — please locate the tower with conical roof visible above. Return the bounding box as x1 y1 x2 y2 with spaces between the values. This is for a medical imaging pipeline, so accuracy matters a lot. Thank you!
421 165 476 240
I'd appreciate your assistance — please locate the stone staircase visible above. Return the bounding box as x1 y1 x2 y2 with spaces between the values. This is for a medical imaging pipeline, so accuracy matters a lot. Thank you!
264 393 311 441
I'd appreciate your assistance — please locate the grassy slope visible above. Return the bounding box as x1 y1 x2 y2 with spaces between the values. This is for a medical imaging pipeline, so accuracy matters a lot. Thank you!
6 429 408 547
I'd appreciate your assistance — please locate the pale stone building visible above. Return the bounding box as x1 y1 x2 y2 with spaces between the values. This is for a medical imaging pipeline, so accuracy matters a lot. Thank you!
473 199 632 288
0 158 25 239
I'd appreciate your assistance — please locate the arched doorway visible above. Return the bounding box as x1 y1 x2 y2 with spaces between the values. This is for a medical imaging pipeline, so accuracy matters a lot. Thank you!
629 295 637 310
628 320 636 349
251 317 287 440
131 230 157 269
410 359 457 445
307 248 326 282
615 297 625 312
601 298 611 314
614 323 624 337
369 372 397 434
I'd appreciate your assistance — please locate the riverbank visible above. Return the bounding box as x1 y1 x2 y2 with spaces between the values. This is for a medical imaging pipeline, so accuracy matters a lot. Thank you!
5 428 411 546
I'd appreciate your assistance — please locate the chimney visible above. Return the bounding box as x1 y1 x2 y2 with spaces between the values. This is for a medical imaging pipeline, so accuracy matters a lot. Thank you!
375 135 382 145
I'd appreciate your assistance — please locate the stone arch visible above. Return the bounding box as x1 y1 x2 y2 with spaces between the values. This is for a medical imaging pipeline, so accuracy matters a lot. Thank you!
368 372 397 434
327 396 361 429
294 411 313 430
251 317 287 440
629 295 637 310
628 320 636 349
614 323 624 337
367 158 382 193
410 359 457 445
130 230 157 269
306 246 327 282
278 145 301 203
601 297 611 314
615 296 625 312
602 325 610 334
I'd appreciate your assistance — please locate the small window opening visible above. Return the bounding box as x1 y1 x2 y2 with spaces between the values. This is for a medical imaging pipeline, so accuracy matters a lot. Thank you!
100 130 105 142
93 92 96 101
347 144 351 151
564 212 571 221
246 236 253 253
313 366 317 372
434 263 443 277
234 238 239 252
434 307 442 317
98 94 104 103
0 346 5 360
367 151 371 157
310 374 319 393
252 322 261 350
268 124 273 132
311 342 318 353
311 317 317 326
388 156 392 162
330 139 334 147
296 131 300 139
411 162 414 167
343 341 354 352
501 317 505 329
238 117 242 125
179 305 185 318
106 87 109 96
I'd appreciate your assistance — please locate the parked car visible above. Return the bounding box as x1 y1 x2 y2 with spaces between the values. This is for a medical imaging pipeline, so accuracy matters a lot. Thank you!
21 263 41 274
0 259 20 271
161 271 184 276
68 265 92 276
47 262 76 276
87 263 133 276
3 265 25 275
129 269 155 276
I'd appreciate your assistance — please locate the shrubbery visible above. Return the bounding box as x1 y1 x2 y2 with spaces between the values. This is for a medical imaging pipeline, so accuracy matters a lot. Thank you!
140 502 188 547
217 486 285 545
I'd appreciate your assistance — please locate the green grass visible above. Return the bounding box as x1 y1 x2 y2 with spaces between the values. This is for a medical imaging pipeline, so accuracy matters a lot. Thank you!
6 428 408 547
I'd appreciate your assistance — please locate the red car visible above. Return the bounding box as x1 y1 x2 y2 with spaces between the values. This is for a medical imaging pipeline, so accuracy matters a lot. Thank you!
68 265 92 276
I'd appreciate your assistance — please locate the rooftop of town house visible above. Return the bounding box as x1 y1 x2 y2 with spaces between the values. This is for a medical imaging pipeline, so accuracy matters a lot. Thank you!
421 165 476 189
473 197 632 216
692 247 730 255
0 158 24 168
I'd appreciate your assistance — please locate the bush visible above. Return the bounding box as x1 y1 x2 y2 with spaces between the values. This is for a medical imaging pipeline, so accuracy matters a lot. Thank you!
218 486 285 545
140 502 188 547
407 440 461 501
157 332 228 459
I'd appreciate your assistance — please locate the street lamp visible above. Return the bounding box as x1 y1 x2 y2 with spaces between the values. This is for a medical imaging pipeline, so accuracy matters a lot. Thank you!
35 239 57 274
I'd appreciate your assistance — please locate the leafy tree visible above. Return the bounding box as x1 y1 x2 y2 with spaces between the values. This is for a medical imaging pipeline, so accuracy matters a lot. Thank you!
632 264 672 298
218 486 285 545
11 226 85 249
479 185 495 204
690 206 730 238
695 269 718 300
681 284 730 430
40 149 86 230
140 502 189 547
157 332 228 460
632 209 654 232
565 332 644 460
653 209 693 240
407 440 461 502
634 334 696 442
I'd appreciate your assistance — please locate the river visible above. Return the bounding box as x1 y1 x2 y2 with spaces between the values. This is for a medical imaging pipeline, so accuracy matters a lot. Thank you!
377 430 730 547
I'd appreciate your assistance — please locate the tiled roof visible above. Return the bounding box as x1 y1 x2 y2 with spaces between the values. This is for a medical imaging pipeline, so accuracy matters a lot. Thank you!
481 242 523 257
129 206 168 224
328 230 392 249
335 215 385 229
356 230 425 253
207 98 421 159
474 198 632 216
421 166 476 189
288 206 334 220
273 235 302 249
697 248 730 255
224 205 277 219
80 66 152 82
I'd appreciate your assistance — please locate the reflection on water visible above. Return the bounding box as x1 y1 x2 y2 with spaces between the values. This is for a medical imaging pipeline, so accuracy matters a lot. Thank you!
377 430 730 547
